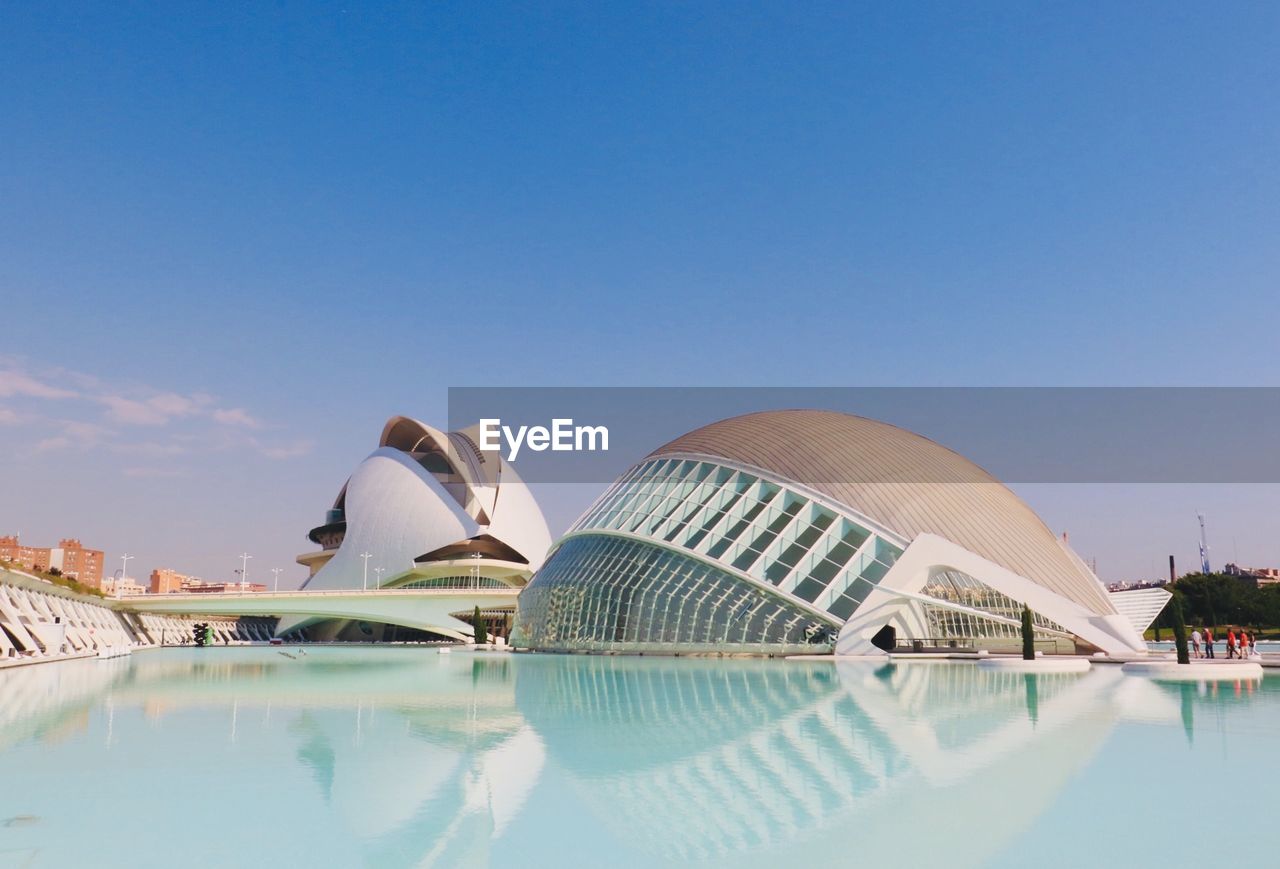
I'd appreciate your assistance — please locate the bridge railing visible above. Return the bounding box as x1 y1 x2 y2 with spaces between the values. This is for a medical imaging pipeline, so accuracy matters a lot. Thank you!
127 587 518 601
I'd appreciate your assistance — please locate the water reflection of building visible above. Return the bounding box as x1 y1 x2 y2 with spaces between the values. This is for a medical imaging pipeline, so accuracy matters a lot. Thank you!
0 656 120 752
1 649 547 869
8 651 1270 868
164 653 539 867
514 656 1189 867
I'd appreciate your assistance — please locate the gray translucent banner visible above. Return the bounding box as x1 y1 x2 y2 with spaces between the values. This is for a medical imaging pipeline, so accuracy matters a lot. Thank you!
447 387 1280 484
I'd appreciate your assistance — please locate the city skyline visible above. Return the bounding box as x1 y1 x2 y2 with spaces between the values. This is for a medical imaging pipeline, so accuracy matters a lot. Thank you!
3 2 1279 583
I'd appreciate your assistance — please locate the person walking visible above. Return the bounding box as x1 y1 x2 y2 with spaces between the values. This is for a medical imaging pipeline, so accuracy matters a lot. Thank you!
1227 628 1238 659
1240 631 1250 659
1204 627 1215 659
1191 628 1203 659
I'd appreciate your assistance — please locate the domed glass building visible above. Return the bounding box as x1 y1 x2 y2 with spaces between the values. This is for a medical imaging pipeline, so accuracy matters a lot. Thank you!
514 410 1150 656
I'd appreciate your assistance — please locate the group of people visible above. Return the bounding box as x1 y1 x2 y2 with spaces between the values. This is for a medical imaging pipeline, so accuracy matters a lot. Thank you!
1189 627 1262 660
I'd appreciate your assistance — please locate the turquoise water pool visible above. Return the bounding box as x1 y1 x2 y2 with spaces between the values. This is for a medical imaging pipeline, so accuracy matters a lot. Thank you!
1 647 1274 868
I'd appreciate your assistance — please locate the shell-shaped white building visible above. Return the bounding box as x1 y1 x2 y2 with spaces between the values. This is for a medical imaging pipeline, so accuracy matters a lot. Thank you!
515 410 1149 656
288 416 553 640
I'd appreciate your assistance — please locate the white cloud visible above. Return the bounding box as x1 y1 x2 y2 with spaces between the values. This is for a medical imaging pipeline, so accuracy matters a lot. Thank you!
35 435 73 452
253 438 315 460
31 421 109 451
121 466 189 478
0 361 302 465
97 389 256 430
212 407 262 428
0 370 78 400
111 440 190 457
97 392 211 426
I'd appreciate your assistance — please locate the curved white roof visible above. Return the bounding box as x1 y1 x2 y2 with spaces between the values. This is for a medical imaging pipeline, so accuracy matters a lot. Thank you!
300 417 553 598
303 448 477 592
650 410 1114 614
379 416 553 569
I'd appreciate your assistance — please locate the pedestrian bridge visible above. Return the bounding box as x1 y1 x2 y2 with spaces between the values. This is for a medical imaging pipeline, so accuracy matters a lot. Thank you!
122 587 518 641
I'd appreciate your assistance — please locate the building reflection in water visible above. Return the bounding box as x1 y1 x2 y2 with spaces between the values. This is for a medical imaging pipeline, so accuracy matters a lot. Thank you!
0 649 1271 867
515 658 1117 866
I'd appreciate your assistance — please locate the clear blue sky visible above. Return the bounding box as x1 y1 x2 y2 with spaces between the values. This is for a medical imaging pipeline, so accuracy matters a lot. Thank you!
2 2 1278 584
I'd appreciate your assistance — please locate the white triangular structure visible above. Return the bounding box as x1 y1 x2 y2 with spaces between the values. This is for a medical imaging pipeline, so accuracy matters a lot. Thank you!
837 534 1146 655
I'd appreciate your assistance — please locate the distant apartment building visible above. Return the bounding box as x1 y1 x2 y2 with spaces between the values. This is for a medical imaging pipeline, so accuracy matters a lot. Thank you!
57 539 104 586
1224 563 1280 587
185 581 267 594
148 568 266 594
150 567 191 594
1256 568 1280 585
0 535 105 587
1105 579 1168 592
0 536 42 569
101 575 147 596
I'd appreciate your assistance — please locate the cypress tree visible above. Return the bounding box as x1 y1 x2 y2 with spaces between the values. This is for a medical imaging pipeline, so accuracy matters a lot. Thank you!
1171 596 1190 665
1021 605 1036 661
474 606 487 646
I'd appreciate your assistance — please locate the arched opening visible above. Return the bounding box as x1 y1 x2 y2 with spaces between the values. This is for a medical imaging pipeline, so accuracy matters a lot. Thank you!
871 624 896 652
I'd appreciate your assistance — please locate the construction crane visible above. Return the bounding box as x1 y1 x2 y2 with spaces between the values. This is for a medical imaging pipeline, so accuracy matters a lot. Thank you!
1198 513 1211 574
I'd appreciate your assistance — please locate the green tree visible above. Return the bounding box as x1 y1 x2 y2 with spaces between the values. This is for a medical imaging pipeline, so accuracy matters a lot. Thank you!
1021 605 1035 661
1170 595 1190 665
1170 572 1280 634
473 606 487 645
1260 586 1280 630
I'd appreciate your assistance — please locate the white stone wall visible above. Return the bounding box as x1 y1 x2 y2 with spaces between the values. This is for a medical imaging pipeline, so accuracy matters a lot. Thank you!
0 569 275 664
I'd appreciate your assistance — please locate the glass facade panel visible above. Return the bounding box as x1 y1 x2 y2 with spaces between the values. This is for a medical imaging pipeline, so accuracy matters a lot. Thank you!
917 569 1070 641
526 455 910 649
515 535 838 653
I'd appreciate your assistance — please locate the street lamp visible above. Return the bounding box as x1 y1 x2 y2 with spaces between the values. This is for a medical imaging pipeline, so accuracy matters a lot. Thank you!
360 552 372 591
271 567 282 593
239 553 252 591
374 566 385 588
119 554 133 599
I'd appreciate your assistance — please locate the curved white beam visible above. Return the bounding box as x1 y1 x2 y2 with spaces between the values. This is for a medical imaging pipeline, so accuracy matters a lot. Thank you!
836 533 1147 656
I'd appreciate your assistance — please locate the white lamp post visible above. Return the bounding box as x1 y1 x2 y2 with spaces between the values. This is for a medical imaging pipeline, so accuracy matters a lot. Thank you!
118 554 133 599
239 553 252 591
271 567 282 593
360 552 372 591
374 566 385 588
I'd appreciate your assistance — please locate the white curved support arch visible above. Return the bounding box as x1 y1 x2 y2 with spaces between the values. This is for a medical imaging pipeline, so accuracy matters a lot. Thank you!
835 534 1147 656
